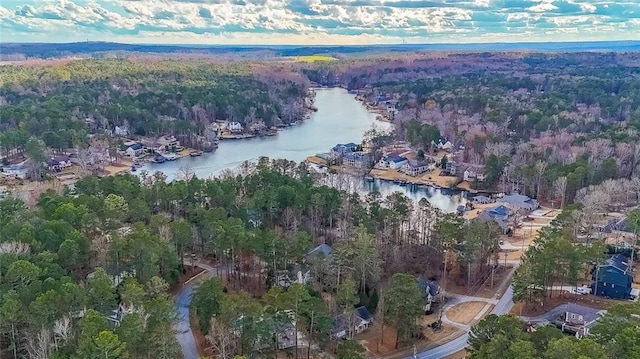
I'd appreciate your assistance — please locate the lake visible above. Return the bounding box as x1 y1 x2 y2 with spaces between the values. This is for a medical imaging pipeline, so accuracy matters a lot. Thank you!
137 87 467 212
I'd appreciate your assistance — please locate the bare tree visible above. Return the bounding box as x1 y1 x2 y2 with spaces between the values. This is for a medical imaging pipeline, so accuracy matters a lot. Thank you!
206 317 237 359
552 176 567 208
24 327 52 359
178 165 195 181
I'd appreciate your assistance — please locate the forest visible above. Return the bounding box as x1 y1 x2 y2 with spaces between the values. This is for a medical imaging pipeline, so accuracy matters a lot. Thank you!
0 59 309 158
0 157 504 358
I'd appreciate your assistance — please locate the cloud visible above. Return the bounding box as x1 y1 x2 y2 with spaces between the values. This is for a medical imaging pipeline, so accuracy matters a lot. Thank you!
0 0 638 44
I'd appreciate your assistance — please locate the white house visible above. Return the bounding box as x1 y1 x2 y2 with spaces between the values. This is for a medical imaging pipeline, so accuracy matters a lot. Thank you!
228 121 244 133
402 159 433 176
378 155 408 169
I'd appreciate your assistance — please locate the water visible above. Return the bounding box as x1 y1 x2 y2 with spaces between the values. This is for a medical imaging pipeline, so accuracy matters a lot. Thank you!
137 87 467 212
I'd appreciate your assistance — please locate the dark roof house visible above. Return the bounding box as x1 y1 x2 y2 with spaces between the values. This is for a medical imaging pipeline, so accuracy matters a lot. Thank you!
332 306 373 339
592 254 634 300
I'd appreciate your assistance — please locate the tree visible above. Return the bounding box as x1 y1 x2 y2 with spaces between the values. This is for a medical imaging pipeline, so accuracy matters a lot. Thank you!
206 317 237 359
468 314 524 353
26 137 47 180
336 339 366 359
544 337 607 359
384 273 423 348
86 268 117 313
80 330 129 359
191 278 225 333
336 279 359 312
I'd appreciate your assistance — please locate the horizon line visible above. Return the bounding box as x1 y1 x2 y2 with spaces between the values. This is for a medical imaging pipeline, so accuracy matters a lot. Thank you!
3 39 640 47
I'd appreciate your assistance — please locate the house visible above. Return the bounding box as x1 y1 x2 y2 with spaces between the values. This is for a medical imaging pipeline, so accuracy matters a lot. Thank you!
157 135 180 150
552 304 602 338
378 155 408 170
402 159 433 176
472 195 493 204
228 121 244 133
417 277 440 313
301 244 333 285
332 306 373 340
231 312 298 350
592 254 634 300
432 137 454 152
444 161 460 176
498 193 539 211
343 152 373 169
478 205 513 234
47 155 73 171
331 142 359 157
113 125 128 137
125 143 145 157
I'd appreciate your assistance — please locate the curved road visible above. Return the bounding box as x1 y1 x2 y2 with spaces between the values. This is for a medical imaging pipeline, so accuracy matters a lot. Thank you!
412 277 516 359
175 261 225 359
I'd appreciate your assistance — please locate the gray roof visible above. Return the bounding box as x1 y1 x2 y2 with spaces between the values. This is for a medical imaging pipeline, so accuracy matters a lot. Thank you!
499 194 539 209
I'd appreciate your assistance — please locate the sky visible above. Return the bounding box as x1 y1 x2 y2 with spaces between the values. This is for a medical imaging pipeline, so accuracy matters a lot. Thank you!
1 0 639 45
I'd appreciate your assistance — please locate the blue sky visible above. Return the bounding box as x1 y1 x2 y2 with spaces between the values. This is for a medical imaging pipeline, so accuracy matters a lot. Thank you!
1 0 638 45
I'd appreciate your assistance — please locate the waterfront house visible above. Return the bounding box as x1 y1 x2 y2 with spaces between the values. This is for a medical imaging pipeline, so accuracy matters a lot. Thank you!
125 143 145 157
157 135 180 151
498 193 539 212
591 254 634 300
332 306 373 340
343 152 373 169
378 155 408 170
331 142 359 157
228 121 244 133
417 276 440 313
402 159 433 176
472 195 493 204
444 161 460 176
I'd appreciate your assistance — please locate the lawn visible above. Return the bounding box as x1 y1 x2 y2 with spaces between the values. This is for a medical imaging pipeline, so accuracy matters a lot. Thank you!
294 55 338 62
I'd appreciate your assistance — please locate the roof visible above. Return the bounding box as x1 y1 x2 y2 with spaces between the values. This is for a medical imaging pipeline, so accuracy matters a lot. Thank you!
417 276 440 297
602 254 631 274
473 195 492 202
307 244 332 259
406 159 429 168
386 155 407 163
128 143 143 150
332 306 373 335
499 194 539 208
355 306 372 321
563 304 601 326
486 205 510 218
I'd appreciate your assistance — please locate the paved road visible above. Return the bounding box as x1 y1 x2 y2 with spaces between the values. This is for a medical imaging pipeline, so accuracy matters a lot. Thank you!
412 271 516 359
175 261 227 359
176 282 199 359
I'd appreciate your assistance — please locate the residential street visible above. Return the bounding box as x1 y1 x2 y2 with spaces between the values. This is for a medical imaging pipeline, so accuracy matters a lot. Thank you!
412 270 516 359
175 261 226 359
